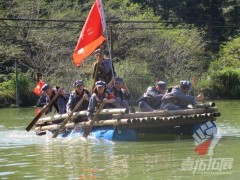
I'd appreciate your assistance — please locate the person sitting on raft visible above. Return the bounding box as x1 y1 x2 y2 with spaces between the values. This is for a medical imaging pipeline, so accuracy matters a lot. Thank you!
41 84 69 114
87 81 115 121
161 80 204 110
66 80 91 122
108 77 131 111
137 81 167 112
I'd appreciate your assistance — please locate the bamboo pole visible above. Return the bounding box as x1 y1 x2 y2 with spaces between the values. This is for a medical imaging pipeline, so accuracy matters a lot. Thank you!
196 102 215 108
36 108 127 125
35 118 130 131
112 107 218 119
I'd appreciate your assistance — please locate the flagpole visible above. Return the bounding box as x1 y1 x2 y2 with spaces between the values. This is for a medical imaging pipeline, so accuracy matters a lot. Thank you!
105 23 115 79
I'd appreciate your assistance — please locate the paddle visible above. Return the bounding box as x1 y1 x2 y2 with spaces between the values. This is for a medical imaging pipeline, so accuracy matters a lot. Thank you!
26 88 62 131
51 97 85 138
83 101 106 138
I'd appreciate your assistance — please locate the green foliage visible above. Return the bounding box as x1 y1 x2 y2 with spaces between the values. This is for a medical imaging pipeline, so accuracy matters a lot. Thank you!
0 71 37 107
202 35 240 98
115 60 155 103
212 68 240 98
1 0 240 103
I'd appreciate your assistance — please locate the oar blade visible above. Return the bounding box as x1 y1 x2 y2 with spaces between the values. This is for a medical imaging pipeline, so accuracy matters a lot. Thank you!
83 101 105 138
51 98 85 139
51 117 71 138
25 88 62 132
26 111 44 131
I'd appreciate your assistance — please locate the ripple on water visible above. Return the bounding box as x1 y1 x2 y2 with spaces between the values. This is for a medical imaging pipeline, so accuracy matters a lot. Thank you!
0 130 47 148
0 172 15 176
218 123 240 137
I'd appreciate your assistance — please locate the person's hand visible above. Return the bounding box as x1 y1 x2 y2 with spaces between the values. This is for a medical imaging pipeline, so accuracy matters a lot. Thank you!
83 92 88 100
122 84 130 94
43 105 49 114
58 88 64 95
103 98 113 103
196 93 204 101
88 115 93 121
58 88 67 99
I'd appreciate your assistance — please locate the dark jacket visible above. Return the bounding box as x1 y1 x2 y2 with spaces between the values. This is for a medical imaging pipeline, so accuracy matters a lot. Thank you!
137 86 164 109
66 89 91 113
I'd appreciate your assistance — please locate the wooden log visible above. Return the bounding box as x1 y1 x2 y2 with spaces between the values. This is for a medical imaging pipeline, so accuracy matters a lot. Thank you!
36 108 127 125
35 118 130 131
112 107 218 119
141 118 147 123
132 118 138 124
196 102 215 108
213 112 221 117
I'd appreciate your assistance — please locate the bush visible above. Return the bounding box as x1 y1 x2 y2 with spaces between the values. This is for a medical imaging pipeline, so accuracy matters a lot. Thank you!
0 71 38 107
115 60 155 104
199 68 240 99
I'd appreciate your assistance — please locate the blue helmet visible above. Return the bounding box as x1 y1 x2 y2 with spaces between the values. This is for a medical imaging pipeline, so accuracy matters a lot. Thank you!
156 81 167 89
95 81 106 88
114 77 123 83
72 80 83 87
41 84 50 92
180 80 192 90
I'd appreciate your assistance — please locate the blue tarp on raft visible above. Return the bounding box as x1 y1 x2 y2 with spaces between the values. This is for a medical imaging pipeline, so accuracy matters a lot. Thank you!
92 127 138 141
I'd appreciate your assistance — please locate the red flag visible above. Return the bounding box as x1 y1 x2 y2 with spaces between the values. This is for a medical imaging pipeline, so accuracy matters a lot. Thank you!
72 0 106 66
33 80 44 96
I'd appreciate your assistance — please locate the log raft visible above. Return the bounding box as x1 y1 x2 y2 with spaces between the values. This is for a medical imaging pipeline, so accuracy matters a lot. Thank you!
35 102 220 132
36 108 127 125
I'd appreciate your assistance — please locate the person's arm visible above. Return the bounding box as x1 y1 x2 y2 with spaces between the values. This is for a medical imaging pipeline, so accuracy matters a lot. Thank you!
104 92 115 103
87 95 97 117
121 85 131 100
107 77 115 88
196 93 205 102
172 88 196 104
145 87 159 98
43 96 52 114
83 90 91 101
122 83 130 94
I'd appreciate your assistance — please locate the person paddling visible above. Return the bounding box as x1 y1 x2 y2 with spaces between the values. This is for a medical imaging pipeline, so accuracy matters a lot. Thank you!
87 81 115 121
41 84 69 115
66 80 91 123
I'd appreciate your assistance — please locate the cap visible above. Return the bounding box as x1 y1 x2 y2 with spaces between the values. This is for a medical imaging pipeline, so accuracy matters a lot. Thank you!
95 81 106 87
41 84 50 92
180 80 192 90
156 81 167 89
72 80 83 87
93 49 100 55
114 77 123 83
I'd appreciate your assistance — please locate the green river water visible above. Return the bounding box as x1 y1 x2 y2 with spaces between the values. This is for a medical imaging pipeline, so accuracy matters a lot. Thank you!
0 100 239 180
